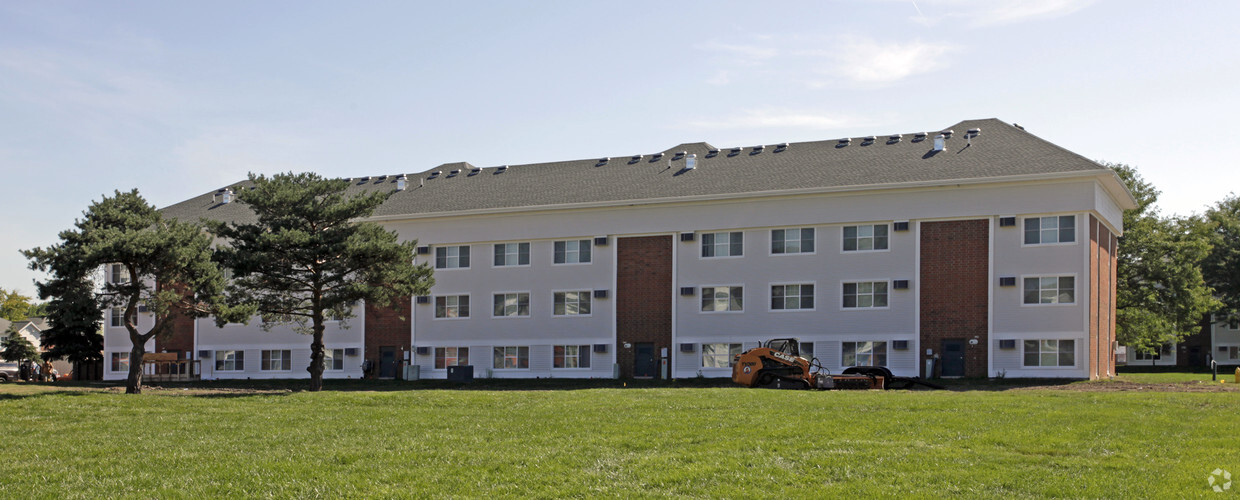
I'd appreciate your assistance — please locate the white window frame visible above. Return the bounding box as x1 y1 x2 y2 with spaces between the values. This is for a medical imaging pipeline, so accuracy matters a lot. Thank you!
434 245 471 270
842 224 890 253
492 292 531 318
552 345 592 369
552 290 592 317
1021 275 1076 306
434 347 470 369
770 227 816 255
701 343 742 368
493 346 530 370
110 307 124 328
842 341 888 367
769 282 815 312
492 242 531 267
261 349 292 372
434 294 471 319
1022 215 1077 246
215 350 244 371
1225 346 1240 361
700 231 744 259
1022 339 1076 367
110 352 129 372
841 280 890 310
700 285 744 313
553 240 593 265
109 263 131 284
322 348 345 371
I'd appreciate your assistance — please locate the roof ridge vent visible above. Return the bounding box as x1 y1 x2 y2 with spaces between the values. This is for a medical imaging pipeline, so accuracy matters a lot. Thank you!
837 138 851 148
728 147 742 157
774 143 788 152
887 134 902 144
496 165 508 173
706 148 720 158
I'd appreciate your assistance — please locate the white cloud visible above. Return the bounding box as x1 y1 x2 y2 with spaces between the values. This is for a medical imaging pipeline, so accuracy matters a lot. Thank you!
682 110 860 131
825 37 957 84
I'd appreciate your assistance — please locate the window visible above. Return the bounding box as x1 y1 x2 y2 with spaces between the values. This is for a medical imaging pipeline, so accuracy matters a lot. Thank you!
772 228 815 254
553 345 592 368
110 352 129 372
434 347 469 369
493 293 530 317
322 349 345 371
843 281 888 308
842 341 887 367
843 225 888 251
493 346 530 369
553 291 591 316
109 263 130 284
1226 346 1239 360
554 240 592 264
701 286 743 312
1024 215 1075 244
110 307 124 327
1023 339 1075 367
771 284 814 310
701 231 743 257
1023 276 1075 304
702 343 742 368
801 342 815 361
1134 343 1172 361
493 242 530 266
215 350 244 371
435 295 470 318
261 350 292 371
435 246 470 269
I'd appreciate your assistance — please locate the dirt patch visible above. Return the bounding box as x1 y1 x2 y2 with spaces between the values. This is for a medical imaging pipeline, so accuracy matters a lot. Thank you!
101 385 295 396
1015 381 1240 393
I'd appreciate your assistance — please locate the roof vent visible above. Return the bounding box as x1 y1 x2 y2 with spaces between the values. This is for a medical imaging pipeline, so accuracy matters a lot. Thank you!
966 128 981 137
428 171 441 179
933 134 946 151
359 176 371 182
862 135 876 142
673 151 685 160
651 153 664 161
597 157 610 166
706 148 720 157
913 133 927 142
468 167 481 176
221 188 234 204
752 145 764 153
728 147 742 157
685 154 697 170
630 154 643 164
888 134 902 144
396 175 408 191
837 138 851 147
496 165 508 173
941 129 954 138
447 169 460 177
774 143 788 152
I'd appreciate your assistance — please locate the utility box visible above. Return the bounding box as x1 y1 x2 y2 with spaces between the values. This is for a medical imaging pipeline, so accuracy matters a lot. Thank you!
447 365 473 382
404 365 420 381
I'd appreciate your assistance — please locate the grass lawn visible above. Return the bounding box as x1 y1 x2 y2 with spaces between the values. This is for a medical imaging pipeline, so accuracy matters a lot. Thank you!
1 379 1238 498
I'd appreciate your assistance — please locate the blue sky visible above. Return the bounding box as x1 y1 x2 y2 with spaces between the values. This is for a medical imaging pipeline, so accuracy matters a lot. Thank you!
2 0 1238 296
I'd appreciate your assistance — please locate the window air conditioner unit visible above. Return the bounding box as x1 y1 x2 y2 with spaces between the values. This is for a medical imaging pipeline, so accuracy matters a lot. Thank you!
415 296 430 304
593 344 609 354
417 246 430 255
893 221 910 231
593 289 608 299
198 350 212 359
415 346 430 356
594 236 608 246
999 339 1016 349
679 343 696 353
999 277 1016 287
999 216 1016 227
680 287 696 296
892 280 909 290
892 340 909 350
680 232 695 242
345 348 359 356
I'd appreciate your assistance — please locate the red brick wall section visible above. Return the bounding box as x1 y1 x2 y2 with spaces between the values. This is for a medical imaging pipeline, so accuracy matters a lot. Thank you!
1089 215 1119 379
615 235 673 378
154 282 195 358
364 298 411 364
920 220 989 377
1089 217 1100 379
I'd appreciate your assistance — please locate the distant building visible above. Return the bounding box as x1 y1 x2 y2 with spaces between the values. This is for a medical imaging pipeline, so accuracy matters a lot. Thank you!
103 118 1135 380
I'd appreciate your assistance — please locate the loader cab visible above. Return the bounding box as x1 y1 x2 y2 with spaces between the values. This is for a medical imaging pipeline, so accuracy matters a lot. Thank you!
765 338 801 357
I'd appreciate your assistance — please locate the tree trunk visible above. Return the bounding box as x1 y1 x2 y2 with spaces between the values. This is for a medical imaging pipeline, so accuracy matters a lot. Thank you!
308 314 325 392
126 338 145 394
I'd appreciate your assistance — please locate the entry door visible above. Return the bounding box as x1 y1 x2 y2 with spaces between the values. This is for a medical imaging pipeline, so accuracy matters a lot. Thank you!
941 339 966 377
634 343 655 378
379 347 397 378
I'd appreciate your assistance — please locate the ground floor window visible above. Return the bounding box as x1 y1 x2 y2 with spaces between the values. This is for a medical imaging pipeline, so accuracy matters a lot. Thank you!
1023 339 1075 367
215 350 244 371
110 352 129 372
434 347 469 369
261 350 292 371
322 349 345 371
1225 346 1239 360
701 343 742 368
493 346 530 369
1133 343 1172 361
842 341 887 367
553 345 591 368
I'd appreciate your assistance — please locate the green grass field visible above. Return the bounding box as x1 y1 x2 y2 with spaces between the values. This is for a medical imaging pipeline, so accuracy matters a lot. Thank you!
1 378 1238 498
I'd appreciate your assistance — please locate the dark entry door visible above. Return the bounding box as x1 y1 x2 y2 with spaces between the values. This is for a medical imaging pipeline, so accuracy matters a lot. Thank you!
379 347 397 378
634 343 655 378
941 339 966 377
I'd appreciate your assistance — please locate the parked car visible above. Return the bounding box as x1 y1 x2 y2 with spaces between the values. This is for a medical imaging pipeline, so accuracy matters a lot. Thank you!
0 362 18 382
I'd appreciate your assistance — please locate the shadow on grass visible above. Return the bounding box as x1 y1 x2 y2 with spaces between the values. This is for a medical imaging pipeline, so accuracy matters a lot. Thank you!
0 388 100 401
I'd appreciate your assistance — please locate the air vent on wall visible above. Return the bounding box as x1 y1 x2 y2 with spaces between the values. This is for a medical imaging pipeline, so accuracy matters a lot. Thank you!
593 290 608 299
680 343 696 353
893 221 910 231
417 246 430 255
345 348 359 356
680 232 695 242
198 350 212 359
416 296 430 304
893 280 910 290
594 236 608 246
999 216 1016 227
415 346 430 356
680 286 696 296
893 340 909 350
999 277 1016 287
593 344 609 354
999 340 1016 350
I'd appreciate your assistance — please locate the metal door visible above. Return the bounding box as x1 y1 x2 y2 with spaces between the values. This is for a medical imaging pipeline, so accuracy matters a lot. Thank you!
941 339 966 377
634 343 655 378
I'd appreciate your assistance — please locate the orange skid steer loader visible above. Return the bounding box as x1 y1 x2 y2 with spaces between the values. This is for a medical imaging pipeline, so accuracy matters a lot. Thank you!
731 338 943 390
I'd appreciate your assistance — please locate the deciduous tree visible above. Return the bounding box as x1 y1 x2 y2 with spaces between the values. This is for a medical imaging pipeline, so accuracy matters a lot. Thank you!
210 172 433 391
24 190 226 393
0 288 34 321
1111 163 1218 354
1193 194 1240 326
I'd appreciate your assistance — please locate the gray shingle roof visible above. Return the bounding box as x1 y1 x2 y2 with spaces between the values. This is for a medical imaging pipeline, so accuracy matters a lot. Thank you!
160 118 1123 224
